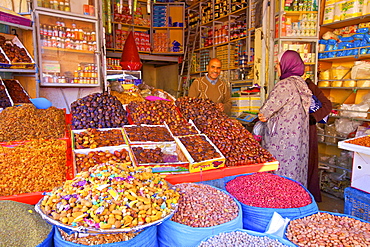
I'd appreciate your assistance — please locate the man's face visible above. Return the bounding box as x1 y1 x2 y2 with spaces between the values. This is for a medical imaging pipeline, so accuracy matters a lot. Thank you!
207 60 221 80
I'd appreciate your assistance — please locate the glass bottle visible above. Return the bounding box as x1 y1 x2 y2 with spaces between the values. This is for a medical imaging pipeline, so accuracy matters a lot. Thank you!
53 0 59 10
44 0 51 8
91 31 96 41
59 0 65 11
47 25 53 36
64 0 71 12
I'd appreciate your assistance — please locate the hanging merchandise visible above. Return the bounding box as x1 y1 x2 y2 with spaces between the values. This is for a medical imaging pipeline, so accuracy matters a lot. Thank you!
120 31 142 71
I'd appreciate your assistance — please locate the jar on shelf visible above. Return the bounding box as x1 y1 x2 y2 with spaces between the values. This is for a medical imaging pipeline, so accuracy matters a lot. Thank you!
91 32 96 41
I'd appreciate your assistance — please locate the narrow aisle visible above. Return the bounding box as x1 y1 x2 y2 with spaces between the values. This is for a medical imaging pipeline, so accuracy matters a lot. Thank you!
317 192 344 213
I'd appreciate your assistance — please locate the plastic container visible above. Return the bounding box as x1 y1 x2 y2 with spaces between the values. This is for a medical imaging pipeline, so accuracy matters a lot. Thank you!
344 187 370 222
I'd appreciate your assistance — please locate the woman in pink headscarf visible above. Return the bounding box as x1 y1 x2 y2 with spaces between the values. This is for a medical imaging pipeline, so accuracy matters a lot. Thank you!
258 50 312 187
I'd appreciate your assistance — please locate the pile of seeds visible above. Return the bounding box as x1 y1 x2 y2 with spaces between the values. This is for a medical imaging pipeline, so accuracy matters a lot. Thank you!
40 163 180 230
225 173 312 208
0 104 66 142
198 231 291 247
0 201 52 247
172 183 238 227
286 212 370 246
59 228 140 245
0 139 67 196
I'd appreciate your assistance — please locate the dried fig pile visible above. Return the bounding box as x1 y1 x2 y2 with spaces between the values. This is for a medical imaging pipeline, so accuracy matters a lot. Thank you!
176 97 276 166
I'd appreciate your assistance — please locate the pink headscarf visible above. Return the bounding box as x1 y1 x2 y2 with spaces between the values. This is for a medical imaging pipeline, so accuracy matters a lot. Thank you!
279 50 305 80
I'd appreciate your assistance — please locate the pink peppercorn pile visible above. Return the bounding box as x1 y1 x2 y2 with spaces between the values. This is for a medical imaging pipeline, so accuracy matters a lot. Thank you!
225 173 312 208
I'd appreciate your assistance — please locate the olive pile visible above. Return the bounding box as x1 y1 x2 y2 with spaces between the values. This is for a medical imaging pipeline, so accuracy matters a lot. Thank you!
71 92 128 129
0 82 12 108
127 100 184 125
176 97 275 166
124 126 174 142
179 135 221 162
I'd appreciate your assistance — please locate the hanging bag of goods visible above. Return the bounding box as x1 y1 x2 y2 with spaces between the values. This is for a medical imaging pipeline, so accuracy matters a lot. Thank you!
225 172 318 233
54 225 158 247
157 183 243 247
198 229 296 247
285 211 370 246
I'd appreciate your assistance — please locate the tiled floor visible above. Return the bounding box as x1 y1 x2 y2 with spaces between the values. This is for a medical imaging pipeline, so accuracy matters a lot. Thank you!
317 191 344 213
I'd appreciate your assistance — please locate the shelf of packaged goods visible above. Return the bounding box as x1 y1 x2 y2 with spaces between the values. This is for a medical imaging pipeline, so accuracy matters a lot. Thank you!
40 82 99 87
165 160 279 184
327 115 370 122
279 11 318 16
111 22 150 29
231 80 254 87
34 6 97 20
276 37 318 41
319 86 370 90
201 6 249 26
152 27 184 30
319 55 370 62
321 14 370 29
319 161 352 172
0 20 33 30
42 46 95 54
106 48 151 54
151 52 184 55
0 68 36 73
195 36 248 51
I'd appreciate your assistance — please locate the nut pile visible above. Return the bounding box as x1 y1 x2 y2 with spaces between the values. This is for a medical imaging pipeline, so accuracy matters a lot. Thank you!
74 128 125 149
0 82 12 108
225 173 312 208
3 79 31 103
127 100 184 125
124 126 174 142
0 201 53 247
74 148 131 173
132 146 178 164
40 164 180 230
59 228 140 245
172 183 238 227
0 139 67 196
176 97 275 166
179 135 221 162
0 104 66 142
167 122 199 136
345 135 370 147
110 91 144 105
198 231 290 247
286 212 370 246
71 92 128 130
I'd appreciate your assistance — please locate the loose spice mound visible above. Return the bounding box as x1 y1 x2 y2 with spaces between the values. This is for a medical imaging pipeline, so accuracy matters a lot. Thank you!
0 104 66 142
225 173 312 208
0 139 67 196
59 228 140 245
345 135 370 147
286 212 370 246
172 183 238 227
0 201 52 247
40 164 179 230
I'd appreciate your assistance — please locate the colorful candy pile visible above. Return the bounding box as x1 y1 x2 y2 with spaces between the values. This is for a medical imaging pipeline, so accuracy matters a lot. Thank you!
39 163 179 231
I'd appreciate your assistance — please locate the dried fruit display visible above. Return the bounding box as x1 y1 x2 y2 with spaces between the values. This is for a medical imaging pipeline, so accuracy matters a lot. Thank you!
3 79 31 103
132 146 178 164
167 122 199 137
0 51 9 64
176 97 276 166
71 92 128 130
74 148 132 173
172 183 238 227
286 212 370 246
38 164 180 231
0 41 32 63
127 100 184 125
124 125 174 143
0 81 12 109
0 139 67 197
110 91 144 105
225 173 312 208
345 135 370 147
0 104 66 142
178 135 221 162
73 128 125 149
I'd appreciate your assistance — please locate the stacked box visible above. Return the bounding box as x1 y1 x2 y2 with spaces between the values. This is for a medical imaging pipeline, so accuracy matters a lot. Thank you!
153 6 167 27
231 96 261 113
344 187 370 222
200 50 210 71
153 32 169 52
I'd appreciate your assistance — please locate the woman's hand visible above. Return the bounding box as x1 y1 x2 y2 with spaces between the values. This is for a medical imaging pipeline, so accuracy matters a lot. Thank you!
258 113 268 122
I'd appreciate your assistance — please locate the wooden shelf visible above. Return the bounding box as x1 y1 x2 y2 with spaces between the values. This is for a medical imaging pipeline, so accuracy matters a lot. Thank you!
40 82 100 87
201 6 249 26
321 14 370 29
111 21 150 29
42 47 95 54
152 27 184 30
195 36 248 51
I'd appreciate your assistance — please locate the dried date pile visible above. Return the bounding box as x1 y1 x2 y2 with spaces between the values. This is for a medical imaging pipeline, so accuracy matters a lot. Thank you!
40 164 180 230
60 228 140 245
0 104 66 142
74 128 125 149
3 79 31 103
132 146 178 164
124 125 174 142
345 135 370 147
74 148 132 173
179 135 221 162
286 212 370 246
167 122 199 137
71 92 128 130
0 139 67 196
172 183 238 227
176 97 275 166
225 172 312 208
127 100 184 125
0 81 12 108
